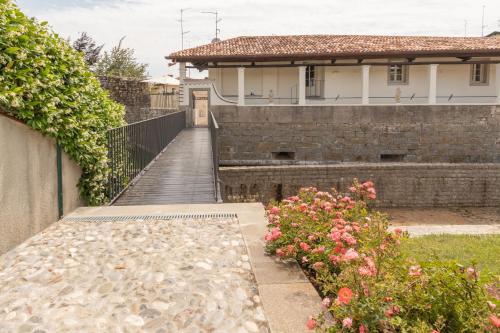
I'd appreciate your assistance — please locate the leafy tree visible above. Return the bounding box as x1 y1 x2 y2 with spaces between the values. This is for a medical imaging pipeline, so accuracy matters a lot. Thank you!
72 32 103 69
95 37 148 79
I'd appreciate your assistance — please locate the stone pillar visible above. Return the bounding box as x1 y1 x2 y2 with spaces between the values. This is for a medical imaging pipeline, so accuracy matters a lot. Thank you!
496 64 500 104
238 67 245 106
298 66 306 106
428 64 438 104
361 65 370 105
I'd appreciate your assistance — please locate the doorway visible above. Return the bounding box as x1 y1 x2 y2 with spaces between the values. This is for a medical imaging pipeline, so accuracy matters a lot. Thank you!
191 90 209 127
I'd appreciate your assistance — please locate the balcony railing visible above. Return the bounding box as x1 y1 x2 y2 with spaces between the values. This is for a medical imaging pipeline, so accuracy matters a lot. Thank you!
107 111 186 202
306 79 324 98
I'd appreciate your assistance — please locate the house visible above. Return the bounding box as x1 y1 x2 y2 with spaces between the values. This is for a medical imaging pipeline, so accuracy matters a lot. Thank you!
142 75 180 94
168 34 500 106
141 75 180 110
486 31 500 38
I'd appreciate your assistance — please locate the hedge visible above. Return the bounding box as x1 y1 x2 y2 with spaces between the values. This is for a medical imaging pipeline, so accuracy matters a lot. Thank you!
0 0 125 205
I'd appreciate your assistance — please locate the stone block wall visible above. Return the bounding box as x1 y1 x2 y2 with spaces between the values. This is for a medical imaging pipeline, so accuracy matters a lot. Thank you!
212 105 500 163
219 163 500 207
98 76 177 123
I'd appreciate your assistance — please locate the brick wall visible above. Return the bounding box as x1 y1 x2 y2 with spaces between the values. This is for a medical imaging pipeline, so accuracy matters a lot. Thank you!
212 105 500 163
219 163 500 207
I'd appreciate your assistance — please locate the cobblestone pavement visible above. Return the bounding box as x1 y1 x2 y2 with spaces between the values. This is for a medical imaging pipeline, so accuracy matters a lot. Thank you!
0 218 270 333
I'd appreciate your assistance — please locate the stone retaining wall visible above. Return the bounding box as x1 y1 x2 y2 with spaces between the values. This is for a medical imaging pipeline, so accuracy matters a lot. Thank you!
219 163 500 207
212 105 500 163
98 76 176 123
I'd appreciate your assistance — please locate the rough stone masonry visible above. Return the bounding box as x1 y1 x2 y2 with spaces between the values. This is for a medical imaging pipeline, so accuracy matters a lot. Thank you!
212 104 500 163
98 76 177 123
212 104 500 207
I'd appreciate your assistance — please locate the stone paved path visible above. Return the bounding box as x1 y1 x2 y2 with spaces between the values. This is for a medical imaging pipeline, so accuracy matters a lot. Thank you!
0 218 270 333
114 128 216 205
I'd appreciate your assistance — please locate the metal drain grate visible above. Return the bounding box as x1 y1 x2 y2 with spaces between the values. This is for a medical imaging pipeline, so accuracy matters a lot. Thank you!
63 213 238 222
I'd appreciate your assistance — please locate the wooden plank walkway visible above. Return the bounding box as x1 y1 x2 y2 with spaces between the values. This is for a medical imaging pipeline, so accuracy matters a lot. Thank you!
113 128 216 205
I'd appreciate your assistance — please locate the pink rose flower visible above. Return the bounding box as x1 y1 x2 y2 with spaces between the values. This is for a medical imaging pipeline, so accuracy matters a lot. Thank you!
489 314 500 328
269 206 280 214
342 248 359 262
342 317 353 328
322 297 331 308
466 267 477 280
306 317 316 330
337 287 353 305
409 265 422 277
300 242 310 252
312 262 325 270
330 230 341 242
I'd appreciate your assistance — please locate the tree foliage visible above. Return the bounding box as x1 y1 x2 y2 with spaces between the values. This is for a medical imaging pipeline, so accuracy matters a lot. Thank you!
0 0 125 205
72 32 103 69
95 37 148 79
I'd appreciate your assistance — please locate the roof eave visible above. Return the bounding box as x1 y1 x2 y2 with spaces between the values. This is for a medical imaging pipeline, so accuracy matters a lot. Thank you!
168 49 500 63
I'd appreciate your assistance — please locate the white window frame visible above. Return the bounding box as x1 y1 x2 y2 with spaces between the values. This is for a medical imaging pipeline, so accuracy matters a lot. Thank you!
470 64 489 86
387 64 409 85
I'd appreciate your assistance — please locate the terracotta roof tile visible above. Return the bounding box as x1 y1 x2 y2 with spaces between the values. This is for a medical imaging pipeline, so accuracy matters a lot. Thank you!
168 35 500 61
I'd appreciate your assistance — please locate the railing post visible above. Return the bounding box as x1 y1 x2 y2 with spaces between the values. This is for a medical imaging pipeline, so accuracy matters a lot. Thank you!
56 143 63 218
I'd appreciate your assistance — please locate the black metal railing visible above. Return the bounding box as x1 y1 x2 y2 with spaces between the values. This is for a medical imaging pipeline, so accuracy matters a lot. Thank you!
306 79 324 98
107 111 186 202
209 111 221 202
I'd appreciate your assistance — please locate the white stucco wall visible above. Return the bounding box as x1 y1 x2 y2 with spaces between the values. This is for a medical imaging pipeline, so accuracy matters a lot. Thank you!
206 58 500 105
0 114 82 254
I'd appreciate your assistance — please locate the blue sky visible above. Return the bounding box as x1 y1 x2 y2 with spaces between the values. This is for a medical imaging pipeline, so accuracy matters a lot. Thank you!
15 0 500 78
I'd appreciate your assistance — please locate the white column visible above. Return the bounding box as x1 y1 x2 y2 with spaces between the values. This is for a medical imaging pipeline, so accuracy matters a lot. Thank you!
237 67 245 106
428 64 438 104
179 62 187 80
179 62 187 106
361 65 370 105
298 66 306 106
496 64 500 104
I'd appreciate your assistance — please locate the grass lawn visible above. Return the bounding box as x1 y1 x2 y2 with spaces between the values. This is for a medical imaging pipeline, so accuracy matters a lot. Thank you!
402 234 500 276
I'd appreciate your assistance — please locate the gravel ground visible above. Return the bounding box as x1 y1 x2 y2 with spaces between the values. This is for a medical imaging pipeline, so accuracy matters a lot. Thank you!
0 218 270 333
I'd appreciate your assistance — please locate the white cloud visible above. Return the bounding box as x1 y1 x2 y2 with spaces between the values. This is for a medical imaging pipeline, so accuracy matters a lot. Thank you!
16 0 500 77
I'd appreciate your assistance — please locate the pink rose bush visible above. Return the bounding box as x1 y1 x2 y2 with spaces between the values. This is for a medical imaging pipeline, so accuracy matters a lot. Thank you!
264 180 499 332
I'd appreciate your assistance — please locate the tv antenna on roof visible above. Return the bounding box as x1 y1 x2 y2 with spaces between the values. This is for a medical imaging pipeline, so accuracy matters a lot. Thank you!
201 10 222 42
481 5 487 36
178 8 191 50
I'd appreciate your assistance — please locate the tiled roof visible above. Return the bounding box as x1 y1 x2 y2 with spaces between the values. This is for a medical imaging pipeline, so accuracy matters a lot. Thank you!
168 35 500 61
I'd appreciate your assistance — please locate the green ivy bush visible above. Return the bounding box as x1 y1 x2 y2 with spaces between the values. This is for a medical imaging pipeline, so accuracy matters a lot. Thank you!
0 0 125 205
264 181 500 332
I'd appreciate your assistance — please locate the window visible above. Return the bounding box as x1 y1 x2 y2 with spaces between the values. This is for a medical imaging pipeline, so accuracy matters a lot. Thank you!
306 65 315 87
387 64 409 85
470 64 489 85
